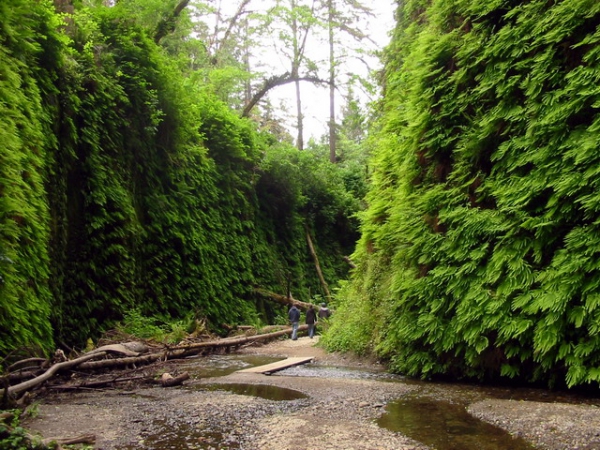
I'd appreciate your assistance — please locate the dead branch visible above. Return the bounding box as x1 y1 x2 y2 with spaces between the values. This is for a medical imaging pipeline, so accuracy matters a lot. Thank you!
160 372 190 387
0 351 107 398
343 255 357 269
7 358 48 372
305 225 332 302
41 434 96 447
1 328 310 398
242 73 329 117
2 369 44 384
253 288 313 310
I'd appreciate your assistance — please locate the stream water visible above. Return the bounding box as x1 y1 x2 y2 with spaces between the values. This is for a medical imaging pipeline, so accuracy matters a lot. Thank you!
201 382 308 401
378 395 535 450
122 355 597 450
280 364 599 450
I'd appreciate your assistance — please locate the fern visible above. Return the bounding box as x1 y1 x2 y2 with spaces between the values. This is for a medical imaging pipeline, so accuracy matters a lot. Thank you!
328 0 600 388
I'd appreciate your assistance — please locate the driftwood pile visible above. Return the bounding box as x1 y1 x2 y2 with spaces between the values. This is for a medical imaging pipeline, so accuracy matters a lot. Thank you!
1 325 307 406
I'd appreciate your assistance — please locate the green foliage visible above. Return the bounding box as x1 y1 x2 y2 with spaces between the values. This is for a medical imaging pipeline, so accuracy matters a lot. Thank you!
254 142 360 300
0 0 360 357
0 0 64 356
327 0 600 388
117 309 193 344
0 410 49 450
118 309 166 340
319 280 376 355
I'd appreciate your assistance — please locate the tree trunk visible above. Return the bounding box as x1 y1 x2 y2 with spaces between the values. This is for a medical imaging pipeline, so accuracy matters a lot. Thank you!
154 0 191 43
305 226 332 302
295 78 304 150
0 351 107 398
254 288 313 310
328 0 337 163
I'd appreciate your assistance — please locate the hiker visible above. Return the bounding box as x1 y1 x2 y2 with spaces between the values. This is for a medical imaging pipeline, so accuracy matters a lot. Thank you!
318 302 331 319
305 304 318 338
288 304 301 340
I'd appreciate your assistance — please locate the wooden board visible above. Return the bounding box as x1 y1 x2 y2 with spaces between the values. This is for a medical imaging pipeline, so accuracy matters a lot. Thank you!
238 357 314 375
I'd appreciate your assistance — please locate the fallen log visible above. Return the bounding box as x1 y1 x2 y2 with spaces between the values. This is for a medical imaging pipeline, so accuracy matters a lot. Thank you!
41 434 96 447
87 342 148 357
254 288 331 316
0 351 107 398
160 372 189 387
71 326 308 369
77 353 163 370
254 288 313 310
305 226 332 302
167 325 309 358
1 327 308 398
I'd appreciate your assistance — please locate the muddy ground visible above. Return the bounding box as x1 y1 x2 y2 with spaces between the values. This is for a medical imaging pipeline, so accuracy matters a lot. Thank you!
23 336 600 450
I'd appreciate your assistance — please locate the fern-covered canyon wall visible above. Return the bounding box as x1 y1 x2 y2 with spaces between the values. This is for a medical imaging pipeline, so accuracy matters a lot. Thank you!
324 0 600 388
0 0 357 358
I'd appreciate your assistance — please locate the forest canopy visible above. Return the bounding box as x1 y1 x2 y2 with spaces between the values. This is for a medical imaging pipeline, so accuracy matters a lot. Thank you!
323 0 600 389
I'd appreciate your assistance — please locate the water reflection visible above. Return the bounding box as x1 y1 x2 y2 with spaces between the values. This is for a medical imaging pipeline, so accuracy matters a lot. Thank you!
378 396 535 450
178 355 281 378
118 420 241 450
202 382 307 401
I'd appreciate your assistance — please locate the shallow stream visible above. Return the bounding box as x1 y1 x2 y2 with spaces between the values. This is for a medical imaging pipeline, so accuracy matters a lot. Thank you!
121 355 597 450
280 364 599 450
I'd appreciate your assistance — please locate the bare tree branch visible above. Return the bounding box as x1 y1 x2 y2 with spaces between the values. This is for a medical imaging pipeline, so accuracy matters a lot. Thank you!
242 73 329 117
154 0 192 43
215 0 253 59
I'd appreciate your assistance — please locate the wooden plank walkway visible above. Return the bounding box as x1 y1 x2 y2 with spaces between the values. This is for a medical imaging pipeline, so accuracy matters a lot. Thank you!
238 356 314 375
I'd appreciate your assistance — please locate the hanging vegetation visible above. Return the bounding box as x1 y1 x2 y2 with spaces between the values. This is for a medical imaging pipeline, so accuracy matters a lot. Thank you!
0 0 360 360
323 0 600 388
0 0 63 356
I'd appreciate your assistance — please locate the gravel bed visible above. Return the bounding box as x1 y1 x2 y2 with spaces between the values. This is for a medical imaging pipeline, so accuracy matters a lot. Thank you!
468 399 600 450
22 336 600 449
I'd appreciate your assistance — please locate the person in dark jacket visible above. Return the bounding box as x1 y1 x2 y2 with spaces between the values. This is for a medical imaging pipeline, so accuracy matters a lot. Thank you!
288 304 301 340
318 302 331 319
305 305 318 338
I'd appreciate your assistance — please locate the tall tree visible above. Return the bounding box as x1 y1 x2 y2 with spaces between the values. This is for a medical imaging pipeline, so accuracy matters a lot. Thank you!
265 0 320 150
327 0 336 162
321 0 372 162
